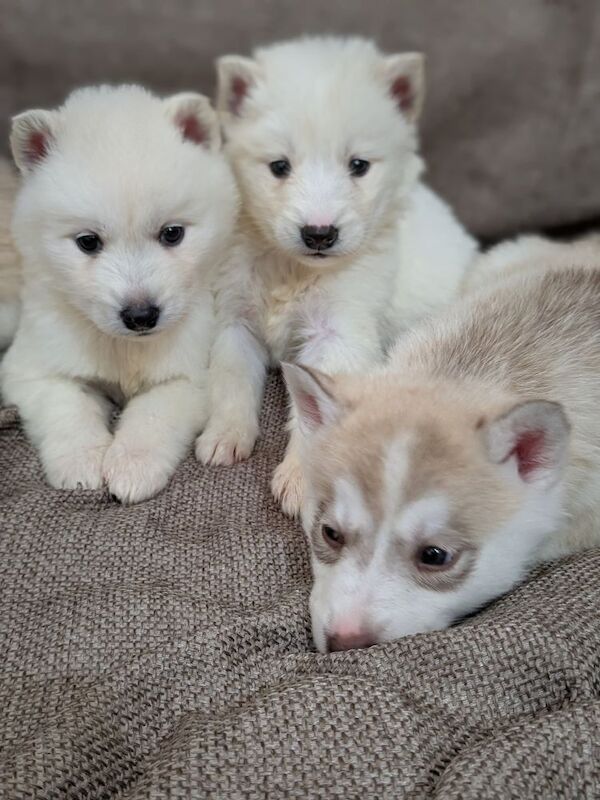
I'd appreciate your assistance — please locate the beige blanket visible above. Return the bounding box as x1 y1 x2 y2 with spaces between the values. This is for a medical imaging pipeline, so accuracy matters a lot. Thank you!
1 375 599 798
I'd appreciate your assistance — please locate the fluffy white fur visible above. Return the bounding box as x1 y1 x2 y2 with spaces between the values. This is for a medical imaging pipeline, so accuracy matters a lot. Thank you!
1 85 238 503
0 158 21 349
196 36 477 517
284 237 600 650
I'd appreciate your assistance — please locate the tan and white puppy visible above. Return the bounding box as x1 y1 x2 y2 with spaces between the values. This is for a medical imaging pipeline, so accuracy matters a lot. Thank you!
196 36 477 517
1 85 238 503
284 244 600 651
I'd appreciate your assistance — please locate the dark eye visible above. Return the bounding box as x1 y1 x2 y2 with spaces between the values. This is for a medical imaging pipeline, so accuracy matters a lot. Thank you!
269 159 291 178
322 525 345 549
417 545 454 570
159 225 185 247
75 233 103 254
349 158 370 177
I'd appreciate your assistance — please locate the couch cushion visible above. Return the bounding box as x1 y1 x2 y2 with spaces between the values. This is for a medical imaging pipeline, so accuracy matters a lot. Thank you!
2 0 600 237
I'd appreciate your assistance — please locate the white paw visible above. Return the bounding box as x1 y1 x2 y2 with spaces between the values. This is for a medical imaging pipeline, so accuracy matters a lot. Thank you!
103 442 174 504
43 437 112 491
271 454 305 519
196 418 258 466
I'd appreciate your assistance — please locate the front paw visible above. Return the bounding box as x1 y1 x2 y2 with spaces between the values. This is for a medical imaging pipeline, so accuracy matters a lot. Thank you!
196 417 258 466
271 454 305 519
43 437 112 491
103 442 174 504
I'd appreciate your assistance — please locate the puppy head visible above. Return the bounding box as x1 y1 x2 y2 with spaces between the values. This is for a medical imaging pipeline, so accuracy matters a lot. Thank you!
11 85 238 338
217 37 424 266
283 364 570 652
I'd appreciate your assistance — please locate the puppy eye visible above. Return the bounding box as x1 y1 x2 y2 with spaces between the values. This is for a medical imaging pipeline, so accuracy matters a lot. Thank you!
159 225 185 247
349 158 370 177
416 545 455 571
269 159 291 178
321 525 345 549
75 233 103 255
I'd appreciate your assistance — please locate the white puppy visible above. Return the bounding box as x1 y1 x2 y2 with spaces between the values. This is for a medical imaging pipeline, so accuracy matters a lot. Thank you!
284 240 600 651
1 85 238 503
196 36 477 517
0 159 21 349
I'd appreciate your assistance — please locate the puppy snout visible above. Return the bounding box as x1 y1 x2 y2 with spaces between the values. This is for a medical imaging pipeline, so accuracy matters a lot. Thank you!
120 303 160 332
301 225 339 251
326 626 377 652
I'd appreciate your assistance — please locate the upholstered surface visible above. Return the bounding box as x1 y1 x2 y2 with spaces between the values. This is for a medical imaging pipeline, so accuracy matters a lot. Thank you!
2 376 599 798
2 0 600 237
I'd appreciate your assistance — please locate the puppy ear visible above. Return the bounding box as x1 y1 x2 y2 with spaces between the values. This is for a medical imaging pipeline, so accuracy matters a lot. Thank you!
10 109 57 174
483 400 570 488
282 363 342 436
380 53 425 123
216 55 260 117
164 93 221 151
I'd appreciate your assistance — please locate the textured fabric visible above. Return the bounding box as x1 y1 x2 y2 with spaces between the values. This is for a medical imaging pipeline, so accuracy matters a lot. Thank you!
2 0 600 238
1 374 600 799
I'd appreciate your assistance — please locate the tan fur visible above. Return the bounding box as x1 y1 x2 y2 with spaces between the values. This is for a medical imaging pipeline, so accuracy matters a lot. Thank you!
289 237 600 647
463 233 600 294
306 378 521 549
304 252 600 561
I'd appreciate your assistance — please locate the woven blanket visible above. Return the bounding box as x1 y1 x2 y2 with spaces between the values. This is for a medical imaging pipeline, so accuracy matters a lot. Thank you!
1 375 599 798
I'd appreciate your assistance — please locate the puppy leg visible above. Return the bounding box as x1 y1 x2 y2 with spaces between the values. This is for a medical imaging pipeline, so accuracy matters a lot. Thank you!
272 317 381 518
196 323 268 466
271 407 305 518
104 379 206 504
3 375 113 489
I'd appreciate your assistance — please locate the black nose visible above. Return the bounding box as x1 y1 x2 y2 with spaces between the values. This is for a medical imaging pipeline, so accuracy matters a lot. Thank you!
120 304 160 332
301 225 339 251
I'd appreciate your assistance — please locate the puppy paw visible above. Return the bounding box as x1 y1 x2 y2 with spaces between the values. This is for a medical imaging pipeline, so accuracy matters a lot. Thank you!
43 438 112 491
196 418 258 466
103 442 173 504
271 455 305 518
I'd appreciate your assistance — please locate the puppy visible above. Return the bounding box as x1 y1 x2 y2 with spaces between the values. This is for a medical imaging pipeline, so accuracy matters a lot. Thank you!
1 85 238 503
196 36 477 517
463 232 600 293
284 242 600 651
0 158 21 349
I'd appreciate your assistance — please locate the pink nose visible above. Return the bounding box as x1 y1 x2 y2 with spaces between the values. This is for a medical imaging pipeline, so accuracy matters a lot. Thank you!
326 628 378 652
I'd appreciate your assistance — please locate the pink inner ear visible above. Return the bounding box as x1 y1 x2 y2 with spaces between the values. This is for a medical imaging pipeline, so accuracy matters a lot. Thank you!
229 76 249 115
298 391 322 428
509 429 547 480
390 75 414 113
26 130 49 164
176 113 207 145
